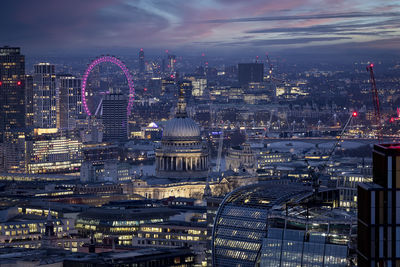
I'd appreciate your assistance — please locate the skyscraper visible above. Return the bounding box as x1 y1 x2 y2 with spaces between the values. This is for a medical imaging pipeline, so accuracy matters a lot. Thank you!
238 63 264 86
0 46 25 139
25 74 34 128
139 48 145 74
102 93 127 141
33 63 57 128
168 54 176 74
358 144 400 266
59 74 82 130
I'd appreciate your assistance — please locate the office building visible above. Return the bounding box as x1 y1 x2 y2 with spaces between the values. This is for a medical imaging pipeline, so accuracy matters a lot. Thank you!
103 93 127 141
33 63 57 128
168 54 176 73
75 207 177 246
212 181 356 266
238 63 264 86
133 221 208 264
25 74 34 128
139 48 145 74
0 46 25 141
58 74 82 130
358 144 400 266
25 130 82 174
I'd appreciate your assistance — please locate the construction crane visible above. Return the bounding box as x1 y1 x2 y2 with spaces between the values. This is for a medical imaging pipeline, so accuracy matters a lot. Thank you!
305 111 358 196
366 63 382 139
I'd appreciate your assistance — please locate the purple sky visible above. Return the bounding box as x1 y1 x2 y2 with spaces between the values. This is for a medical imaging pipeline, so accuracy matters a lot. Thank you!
2 0 400 57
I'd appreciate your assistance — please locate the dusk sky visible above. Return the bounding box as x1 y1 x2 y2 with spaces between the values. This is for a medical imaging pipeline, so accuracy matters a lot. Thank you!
2 0 400 57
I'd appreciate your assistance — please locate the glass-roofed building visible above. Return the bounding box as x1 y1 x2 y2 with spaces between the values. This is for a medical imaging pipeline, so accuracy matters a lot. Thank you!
211 180 357 266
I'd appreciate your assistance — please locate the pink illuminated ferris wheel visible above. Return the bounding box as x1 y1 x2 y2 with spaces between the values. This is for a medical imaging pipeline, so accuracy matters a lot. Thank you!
81 56 135 116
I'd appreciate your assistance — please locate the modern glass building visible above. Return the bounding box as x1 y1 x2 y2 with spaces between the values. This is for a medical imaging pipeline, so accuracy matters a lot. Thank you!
212 180 357 266
212 181 311 266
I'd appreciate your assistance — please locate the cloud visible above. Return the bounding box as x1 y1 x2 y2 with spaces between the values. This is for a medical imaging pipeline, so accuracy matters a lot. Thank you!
205 11 400 24
194 36 352 47
1 0 400 56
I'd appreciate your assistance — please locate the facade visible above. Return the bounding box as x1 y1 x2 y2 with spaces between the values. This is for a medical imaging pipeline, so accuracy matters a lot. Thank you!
133 221 208 265
212 181 355 266
335 172 372 209
103 93 128 141
33 63 57 128
139 48 145 73
0 207 84 251
59 74 82 130
257 151 292 168
0 46 25 141
64 247 196 267
238 63 264 86
225 143 256 173
358 144 400 266
168 54 176 74
75 207 177 246
25 74 34 128
155 85 209 179
25 131 82 174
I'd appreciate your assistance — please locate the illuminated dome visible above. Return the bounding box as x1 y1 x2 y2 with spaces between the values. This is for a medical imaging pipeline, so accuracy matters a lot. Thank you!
162 117 200 139
155 83 208 179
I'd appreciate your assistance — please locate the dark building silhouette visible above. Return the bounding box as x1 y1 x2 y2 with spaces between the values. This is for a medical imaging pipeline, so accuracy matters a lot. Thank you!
358 144 400 266
238 63 264 86
25 74 34 128
139 48 145 74
103 93 127 141
0 46 25 140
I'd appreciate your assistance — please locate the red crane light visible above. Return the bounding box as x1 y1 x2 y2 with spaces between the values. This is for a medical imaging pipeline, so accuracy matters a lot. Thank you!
0 81 2 86
17 81 21 86
352 111 358 117
370 63 374 68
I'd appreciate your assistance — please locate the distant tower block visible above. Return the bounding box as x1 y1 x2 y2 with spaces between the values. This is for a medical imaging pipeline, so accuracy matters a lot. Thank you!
139 48 145 74
103 93 128 141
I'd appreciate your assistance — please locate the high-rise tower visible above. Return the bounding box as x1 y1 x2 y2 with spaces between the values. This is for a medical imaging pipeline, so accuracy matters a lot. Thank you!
139 48 145 74
59 74 82 130
0 46 25 139
102 93 127 141
33 63 57 128
358 144 400 266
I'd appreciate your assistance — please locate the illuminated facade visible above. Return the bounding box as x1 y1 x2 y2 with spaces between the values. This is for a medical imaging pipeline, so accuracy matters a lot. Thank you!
75 207 177 246
335 172 372 209
33 63 57 128
59 74 82 130
0 46 26 140
0 207 83 251
26 132 82 174
133 221 208 265
257 151 292 168
212 181 355 266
